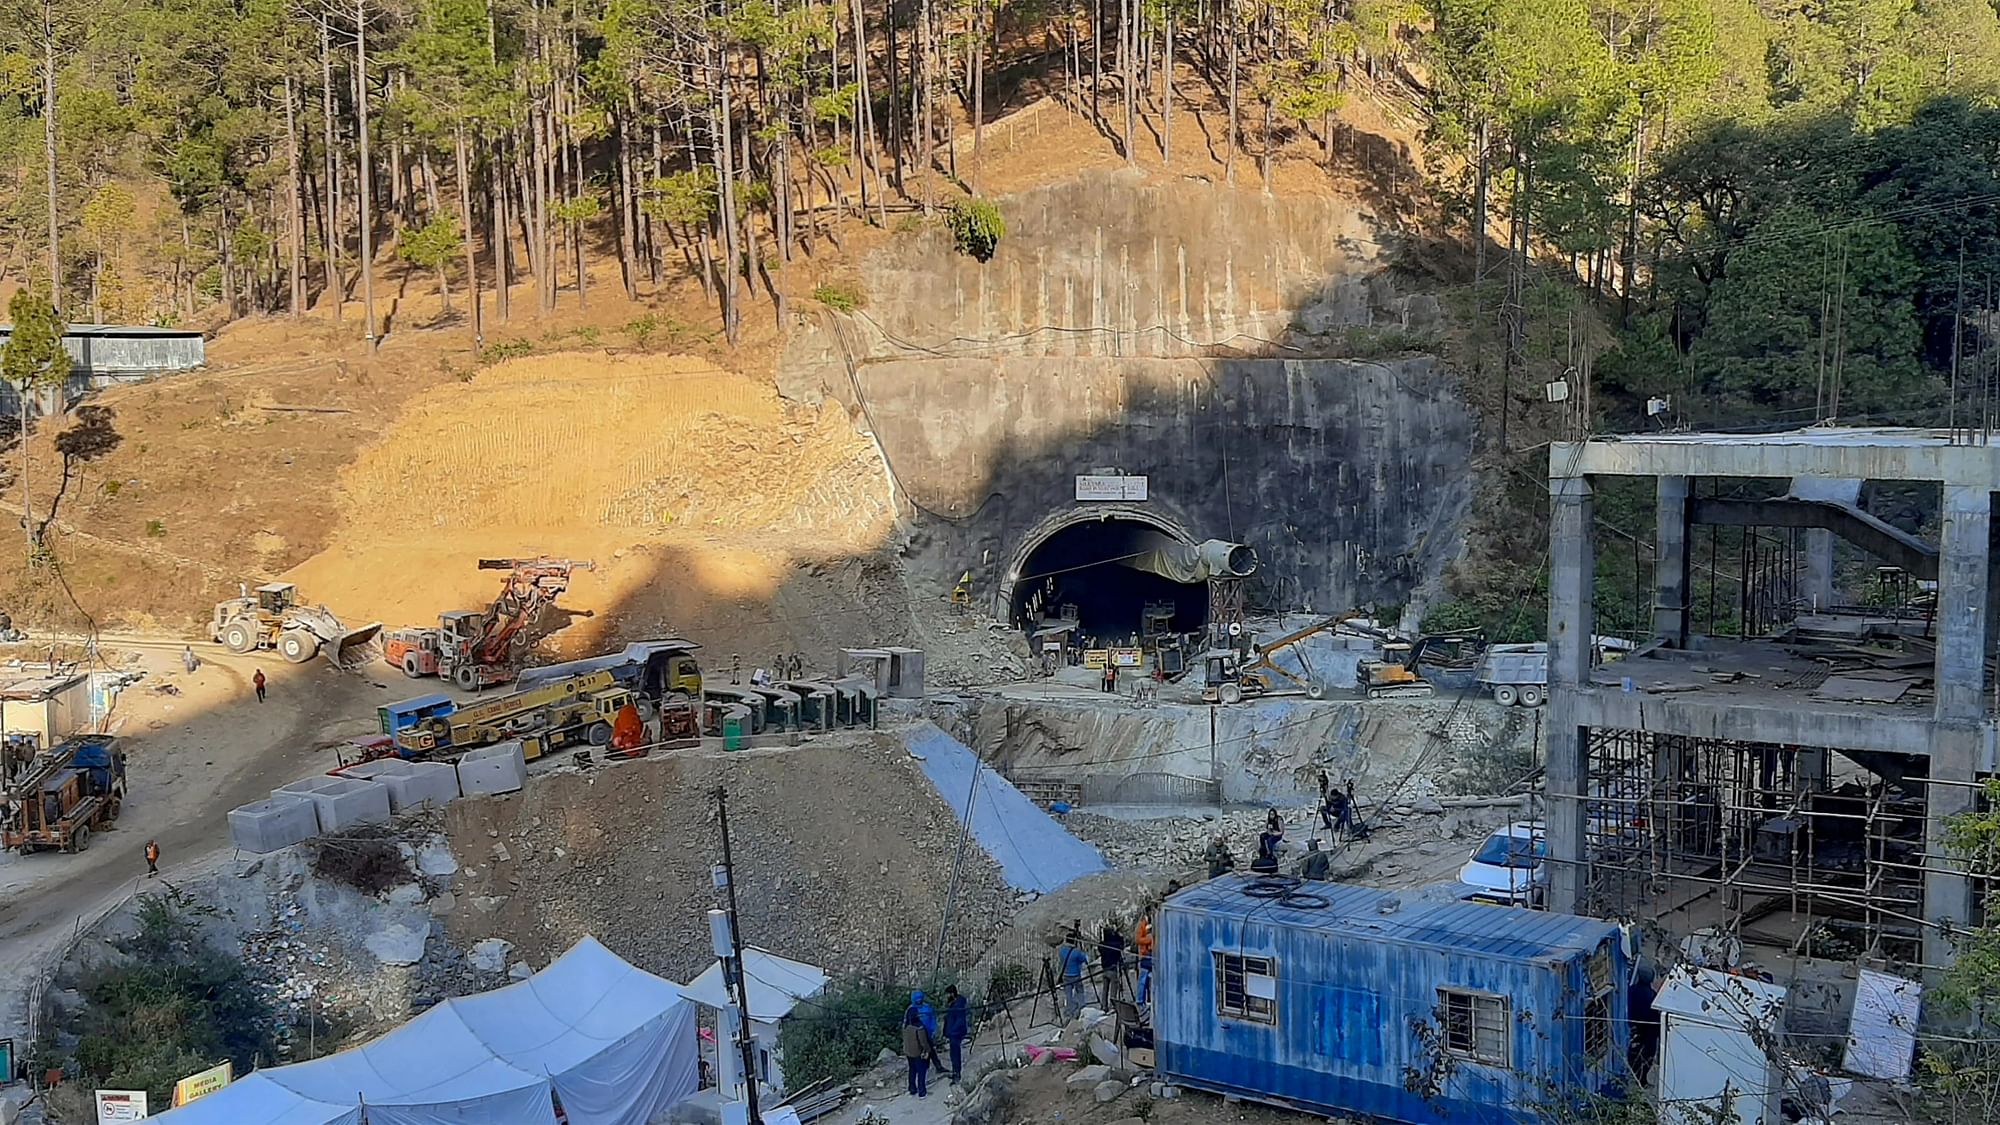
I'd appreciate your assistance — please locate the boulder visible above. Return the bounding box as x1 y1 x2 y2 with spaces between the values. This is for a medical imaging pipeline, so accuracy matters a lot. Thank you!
1065 1064 1110 1088
364 922 428 967
467 937 515 973
1093 1080 1126 1103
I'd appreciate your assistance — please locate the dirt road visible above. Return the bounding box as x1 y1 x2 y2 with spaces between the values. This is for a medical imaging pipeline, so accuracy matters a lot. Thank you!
0 645 394 1042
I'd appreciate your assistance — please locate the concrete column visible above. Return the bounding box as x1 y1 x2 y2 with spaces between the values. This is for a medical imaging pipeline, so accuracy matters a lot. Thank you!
1653 476 1691 647
1546 474 1594 916
1926 487 1988 967
1933 486 1991 723
1802 529 1837 611
1924 746 1979 970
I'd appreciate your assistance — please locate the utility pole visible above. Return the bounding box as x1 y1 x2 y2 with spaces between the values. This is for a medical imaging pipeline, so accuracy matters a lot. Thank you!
712 787 762 1125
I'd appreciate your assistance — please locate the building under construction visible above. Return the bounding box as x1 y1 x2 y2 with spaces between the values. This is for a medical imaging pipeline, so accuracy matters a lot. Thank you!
1546 429 1995 971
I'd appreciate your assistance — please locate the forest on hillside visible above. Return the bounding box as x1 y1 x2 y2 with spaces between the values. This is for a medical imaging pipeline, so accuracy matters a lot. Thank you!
4 1 2000 425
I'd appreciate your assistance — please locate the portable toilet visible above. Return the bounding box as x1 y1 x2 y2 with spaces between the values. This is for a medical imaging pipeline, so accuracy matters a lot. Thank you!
1654 966 1789 1125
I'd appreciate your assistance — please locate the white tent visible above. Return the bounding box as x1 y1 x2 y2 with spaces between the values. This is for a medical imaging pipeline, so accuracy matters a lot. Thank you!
153 937 697 1125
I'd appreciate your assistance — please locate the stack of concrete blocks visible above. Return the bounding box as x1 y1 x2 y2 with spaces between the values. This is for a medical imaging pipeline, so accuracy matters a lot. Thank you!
276 774 392 831
456 740 528 797
227 793 322 854
340 758 463 812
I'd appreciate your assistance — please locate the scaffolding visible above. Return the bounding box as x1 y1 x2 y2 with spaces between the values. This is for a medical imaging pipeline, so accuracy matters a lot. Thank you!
1578 728 1930 966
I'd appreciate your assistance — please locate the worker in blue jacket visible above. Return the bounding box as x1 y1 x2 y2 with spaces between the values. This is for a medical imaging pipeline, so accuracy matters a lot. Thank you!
942 986 970 1083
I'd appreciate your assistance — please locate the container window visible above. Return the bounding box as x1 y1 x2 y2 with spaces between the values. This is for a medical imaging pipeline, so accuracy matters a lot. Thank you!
1438 989 1510 1067
1583 993 1612 1062
1213 952 1277 1024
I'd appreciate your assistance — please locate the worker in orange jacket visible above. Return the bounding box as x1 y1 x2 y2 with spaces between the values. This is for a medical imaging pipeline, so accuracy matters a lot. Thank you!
145 839 160 877
610 701 646 755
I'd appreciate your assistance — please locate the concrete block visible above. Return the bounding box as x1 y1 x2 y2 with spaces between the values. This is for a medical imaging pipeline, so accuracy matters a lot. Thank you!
341 758 461 812
228 793 321 853
279 774 391 830
457 740 528 796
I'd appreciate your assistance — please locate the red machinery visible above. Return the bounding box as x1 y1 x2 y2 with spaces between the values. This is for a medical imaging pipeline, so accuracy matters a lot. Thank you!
383 558 594 690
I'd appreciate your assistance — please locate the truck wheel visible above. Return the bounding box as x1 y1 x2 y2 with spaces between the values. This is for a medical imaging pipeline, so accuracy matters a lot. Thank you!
1219 684 1243 705
586 721 613 746
455 664 481 692
279 630 318 663
222 622 256 653
71 825 90 853
1494 685 1519 707
403 652 426 678
1519 685 1545 708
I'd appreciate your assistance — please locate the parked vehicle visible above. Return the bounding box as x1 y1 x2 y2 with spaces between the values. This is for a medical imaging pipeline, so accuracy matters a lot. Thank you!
1458 821 1548 906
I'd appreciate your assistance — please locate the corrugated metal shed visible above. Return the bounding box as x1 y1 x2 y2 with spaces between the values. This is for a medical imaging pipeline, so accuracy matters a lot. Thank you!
0 322 206 416
1157 875 1631 1125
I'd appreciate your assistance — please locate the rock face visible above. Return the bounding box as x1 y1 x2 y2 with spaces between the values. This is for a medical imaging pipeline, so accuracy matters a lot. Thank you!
778 172 1472 619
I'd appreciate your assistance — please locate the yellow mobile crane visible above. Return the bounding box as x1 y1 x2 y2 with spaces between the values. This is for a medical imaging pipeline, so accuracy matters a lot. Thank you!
393 670 636 760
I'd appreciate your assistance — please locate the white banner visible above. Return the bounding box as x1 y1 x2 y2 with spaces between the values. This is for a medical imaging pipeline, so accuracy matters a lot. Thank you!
1075 475 1147 501
95 1090 149 1123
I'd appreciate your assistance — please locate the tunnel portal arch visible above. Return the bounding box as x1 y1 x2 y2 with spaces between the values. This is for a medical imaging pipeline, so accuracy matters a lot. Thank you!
1002 506 1213 644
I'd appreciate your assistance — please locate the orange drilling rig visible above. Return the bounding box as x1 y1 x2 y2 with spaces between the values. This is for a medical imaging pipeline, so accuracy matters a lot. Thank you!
383 558 594 690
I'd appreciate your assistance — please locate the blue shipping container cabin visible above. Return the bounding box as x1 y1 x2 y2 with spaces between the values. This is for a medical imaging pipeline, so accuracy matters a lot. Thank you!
1157 876 1631 1124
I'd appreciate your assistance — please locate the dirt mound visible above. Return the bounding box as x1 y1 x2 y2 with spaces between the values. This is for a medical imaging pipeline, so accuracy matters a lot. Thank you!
267 349 900 659
441 736 1018 986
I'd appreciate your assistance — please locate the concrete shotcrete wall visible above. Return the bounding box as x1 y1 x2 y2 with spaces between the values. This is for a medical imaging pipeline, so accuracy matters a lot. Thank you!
778 169 1474 616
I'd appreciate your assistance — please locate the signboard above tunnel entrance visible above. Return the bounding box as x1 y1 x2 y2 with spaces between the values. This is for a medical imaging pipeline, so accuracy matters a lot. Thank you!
1076 475 1148 501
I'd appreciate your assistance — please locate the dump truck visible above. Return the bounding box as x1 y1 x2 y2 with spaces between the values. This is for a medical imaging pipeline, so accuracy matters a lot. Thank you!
1478 643 1549 707
1 734 125 854
212 582 383 667
391 669 636 761
384 558 594 689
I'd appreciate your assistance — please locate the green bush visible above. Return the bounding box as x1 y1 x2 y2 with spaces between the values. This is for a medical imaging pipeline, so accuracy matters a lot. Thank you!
811 282 865 312
144 519 166 538
64 895 278 1105
479 338 534 365
774 978 912 1092
945 198 1006 261
624 314 660 349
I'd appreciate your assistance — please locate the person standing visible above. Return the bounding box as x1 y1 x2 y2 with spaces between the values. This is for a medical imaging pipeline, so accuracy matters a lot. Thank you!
1134 911 1156 1006
1098 922 1126 1004
1058 934 1089 1016
901 1007 932 1098
942 986 970 1084
182 645 199 674
252 668 267 703
144 839 160 877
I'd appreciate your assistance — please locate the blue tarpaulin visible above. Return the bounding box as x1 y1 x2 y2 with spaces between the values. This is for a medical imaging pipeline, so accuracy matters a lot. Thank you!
905 723 1107 893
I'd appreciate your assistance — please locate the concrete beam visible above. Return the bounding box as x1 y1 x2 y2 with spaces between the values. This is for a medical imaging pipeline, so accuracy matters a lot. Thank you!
1547 477 1594 917
1689 497 1939 580
1654 477 1691 647
1568 687 1996 769
1553 432 2000 486
1934 487 1992 723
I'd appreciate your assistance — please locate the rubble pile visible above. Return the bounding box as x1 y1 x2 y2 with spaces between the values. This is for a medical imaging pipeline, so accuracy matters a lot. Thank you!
443 737 1019 987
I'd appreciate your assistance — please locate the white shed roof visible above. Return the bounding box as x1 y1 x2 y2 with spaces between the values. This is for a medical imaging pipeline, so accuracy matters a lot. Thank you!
679 947 829 1022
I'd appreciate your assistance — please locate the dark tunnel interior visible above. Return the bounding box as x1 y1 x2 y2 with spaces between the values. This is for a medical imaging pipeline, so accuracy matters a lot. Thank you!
1010 518 1210 643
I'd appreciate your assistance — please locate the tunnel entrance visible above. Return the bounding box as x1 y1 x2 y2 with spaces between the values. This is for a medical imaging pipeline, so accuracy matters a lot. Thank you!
1008 516 1212 645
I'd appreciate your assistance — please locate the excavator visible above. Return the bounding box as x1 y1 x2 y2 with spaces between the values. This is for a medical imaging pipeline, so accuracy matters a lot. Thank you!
1201 612 1368 703
1356 632 1487 698
384 558 594 690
